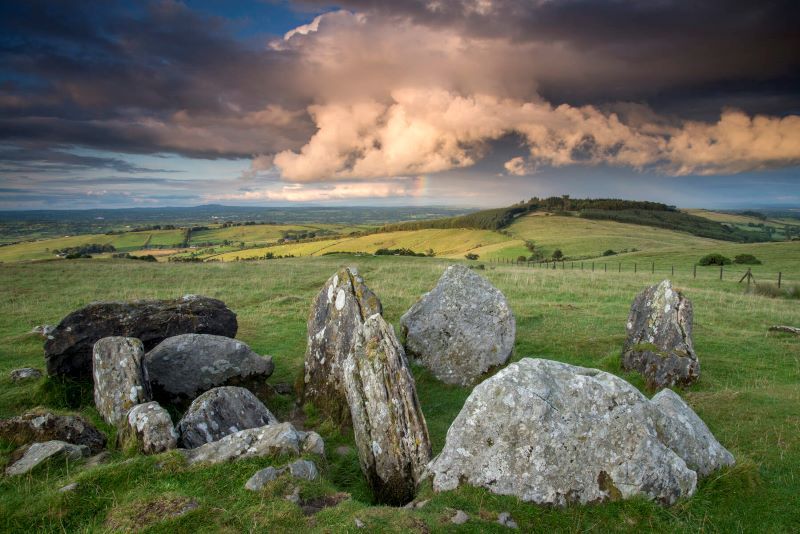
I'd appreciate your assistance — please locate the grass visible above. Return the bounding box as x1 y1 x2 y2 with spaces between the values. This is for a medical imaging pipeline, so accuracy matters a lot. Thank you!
0 255 799 532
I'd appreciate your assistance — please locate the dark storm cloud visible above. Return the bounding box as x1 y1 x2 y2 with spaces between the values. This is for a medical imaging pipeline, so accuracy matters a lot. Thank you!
0 146 181 174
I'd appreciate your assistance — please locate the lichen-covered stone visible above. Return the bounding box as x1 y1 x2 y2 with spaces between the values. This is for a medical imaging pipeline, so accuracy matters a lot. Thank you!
93 336 151 425
120 402 178 454
45 295 238 378
400 264 515 386
651 389 735 477
343 314 431 505
622 280 699 389
176 386 278 448
182 422 323 466
5 440 89 476
428 358 698 506
0 411 106 453
145 334 273 406
9 367 43 382
302 267 382 423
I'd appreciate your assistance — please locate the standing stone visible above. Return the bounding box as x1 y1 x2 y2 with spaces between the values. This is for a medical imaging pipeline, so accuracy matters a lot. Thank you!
651 389 735 477
302 267 382 423
343 314 432 505
45 295 238 378
5 441 90 476
401 264 516 386
145 334 274 406
428 358 699 506
119 402 178 454
176 386 279 449
93 337 151 425
622 280 699 389
0 411 106 453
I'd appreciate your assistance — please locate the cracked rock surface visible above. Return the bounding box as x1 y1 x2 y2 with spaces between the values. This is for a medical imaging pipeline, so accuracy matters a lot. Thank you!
93 336 151 425
622 280 699 388
401 265 515 386
120 401 178 454
429 358 733 506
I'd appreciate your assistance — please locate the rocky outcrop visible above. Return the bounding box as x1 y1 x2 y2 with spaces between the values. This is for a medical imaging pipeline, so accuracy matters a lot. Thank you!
92 336 151 425
651 389 735 477
0 411 106 453
245 459 320 490
400 264 515 386
145 334 273 406
302 267 382 423
9 368 43 382
176 386 278 449
119 402 178 454
622 280 699 389
343 314 431 505
5 440 90 476
44 295 238 378
182 422 323 466
429 358 732 506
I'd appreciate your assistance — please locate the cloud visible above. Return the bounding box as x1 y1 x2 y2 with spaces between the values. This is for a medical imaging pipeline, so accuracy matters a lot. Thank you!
212 177 424 202
504 157 534 176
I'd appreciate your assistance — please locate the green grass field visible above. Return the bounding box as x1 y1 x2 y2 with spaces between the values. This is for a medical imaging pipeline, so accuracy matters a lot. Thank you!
1 255 798 532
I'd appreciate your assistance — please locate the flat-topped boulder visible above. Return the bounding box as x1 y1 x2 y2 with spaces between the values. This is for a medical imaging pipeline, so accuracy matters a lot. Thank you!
182 422 323 466
401 264 515 386
145 334 273 406
0 411 106 453
622 280 699 389
429 358 733 506
343 314 432 505
302 267 382 424
93 336 151 425
5 440 90 476
119 401 178 454
176 386 279 449
45 295 238 378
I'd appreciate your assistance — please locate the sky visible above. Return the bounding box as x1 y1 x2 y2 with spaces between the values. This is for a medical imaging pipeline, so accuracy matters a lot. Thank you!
1 0 799 210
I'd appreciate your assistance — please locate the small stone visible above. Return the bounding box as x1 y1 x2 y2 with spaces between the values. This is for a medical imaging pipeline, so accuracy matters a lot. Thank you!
84 451 111 468
5 440 90 476
415 499 429 509
245 467 280 491
288 459 319 481
58 482 79 493
30 325 55 337
9 368 43 382
120 402 178 454
272 382 294 395
300 431 326 456
451 510 469 525
498 512 518 529
285 486 301 505
354 518 365 529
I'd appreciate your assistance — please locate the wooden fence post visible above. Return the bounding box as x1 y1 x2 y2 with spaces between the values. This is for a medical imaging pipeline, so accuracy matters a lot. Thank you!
581 262 584 270
592 262 595 272
778 272 782 288
634 263 637 273
719 265 723 280
693 265 696 279
604 263 607 272
618 262 621 272
671 265 674 276
651 262 655 274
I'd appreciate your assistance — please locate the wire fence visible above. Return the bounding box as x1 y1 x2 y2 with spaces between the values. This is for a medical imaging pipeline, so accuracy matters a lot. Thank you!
487 257 795 287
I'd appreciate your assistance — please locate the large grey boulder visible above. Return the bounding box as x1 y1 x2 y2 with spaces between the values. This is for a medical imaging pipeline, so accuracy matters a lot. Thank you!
5 440 89 476
119 402 178 454
45 295 238 378
93 337 151 425
651 389 735 477
302 267 382 424
145 334 273 406
400 264 515 386
176 386 278 449
182 422 323 466
343 314 432 505
0 411 106 453
622 280 699 389
428 358 725 506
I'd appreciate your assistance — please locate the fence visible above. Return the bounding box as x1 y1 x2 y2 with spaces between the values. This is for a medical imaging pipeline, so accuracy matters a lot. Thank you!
487 257 793 287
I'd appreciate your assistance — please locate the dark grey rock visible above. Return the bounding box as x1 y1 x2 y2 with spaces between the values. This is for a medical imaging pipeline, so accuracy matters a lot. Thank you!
145 334 273 406
245 467 280 490
428 358 699 506
5 440 89 476
0 411 106 453
176 386 278 449
401 264 515 386
451 510 469 525
622 280 699 388
287 459 319 481
182 422 324 466
45 295 237 378
9 367 43 382
92 336 151 425
302 267 382 424
343 314 431 505
120 402 178 454
498 512 518 529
